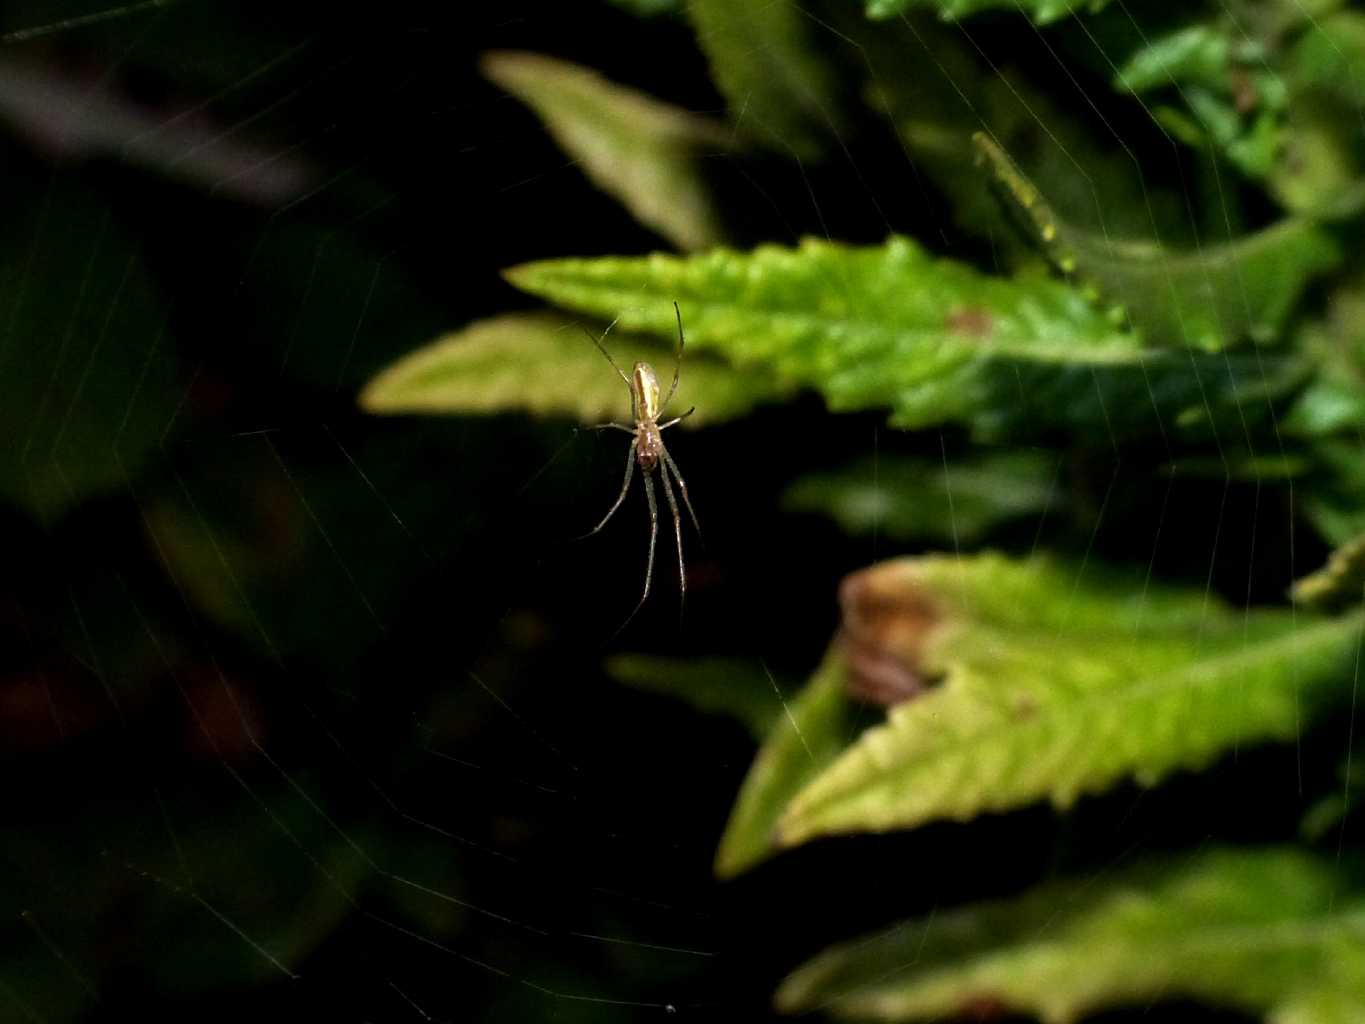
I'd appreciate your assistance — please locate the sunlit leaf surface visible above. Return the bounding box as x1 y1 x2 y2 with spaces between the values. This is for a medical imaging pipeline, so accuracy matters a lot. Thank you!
714 652 852 878
481 50 733 251
506 236 1310 442
359 312 788 426
777 847 1365 1023
775 554 1361 846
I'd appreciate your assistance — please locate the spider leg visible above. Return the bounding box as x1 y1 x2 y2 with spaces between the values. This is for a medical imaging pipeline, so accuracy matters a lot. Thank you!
661 446 701 541
661 301 684 411
658 457 686 606
587 422 635 434
579 449 635 539
657 407 695 431
633 470 659 613
581 318 636 420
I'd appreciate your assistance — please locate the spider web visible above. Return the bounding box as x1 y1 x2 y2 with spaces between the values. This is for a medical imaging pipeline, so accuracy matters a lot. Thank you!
0 1 1360 1022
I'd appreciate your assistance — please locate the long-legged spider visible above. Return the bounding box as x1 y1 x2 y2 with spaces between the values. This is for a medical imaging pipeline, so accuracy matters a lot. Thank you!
581 302 701 617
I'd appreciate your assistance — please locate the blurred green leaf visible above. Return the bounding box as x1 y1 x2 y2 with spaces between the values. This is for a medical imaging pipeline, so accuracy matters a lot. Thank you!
783 450 1056 545
776 847 1365 1022
714 651 851 878
775 553 1360 847
359 312 788 426
505 235 1311 443
1301 758 1365 844
1115 21 1286 180
1299 440 1365 547
481 50 734 251
1292 533 1365 609
0 183 178 521
865 0 1112 24
974 133 1341 350
1287 10 1365 102
1115 24 1240 93
1284 284 1365 438
838 11 1191 259
140 433 451 672
1108 8 1365 217
1278 11 1365 217
686 0 840 158
605 654 784 738
0 784 368 1020
606 0 681 15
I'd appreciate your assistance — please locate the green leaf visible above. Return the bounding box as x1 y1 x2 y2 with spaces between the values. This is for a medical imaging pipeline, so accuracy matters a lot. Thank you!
714 651 852 878
480 51 733 251
783 451 1057 545
1292 533 1365 609
1300 759 1365 844
776 847 1365 1023
1287 10 1365 102
1277 12 1365 216
605 654 784 739
841 11 1192 257
1114 21 1286 178
358 312 789 427
866 0 1114 25
1115 24 1236 94
776 553 1361 846
606 0 681 15
686 0 840 158
1299 441 1365 547
974 133 1341 350
0 183 179 521
505 236 1311 443
1284 284 1365 438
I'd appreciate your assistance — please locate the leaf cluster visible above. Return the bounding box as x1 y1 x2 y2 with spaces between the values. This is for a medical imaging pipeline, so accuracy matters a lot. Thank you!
363 2 1365 1021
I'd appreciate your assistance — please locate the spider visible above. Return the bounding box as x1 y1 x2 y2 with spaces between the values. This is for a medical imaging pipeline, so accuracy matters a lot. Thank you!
581 302 701 617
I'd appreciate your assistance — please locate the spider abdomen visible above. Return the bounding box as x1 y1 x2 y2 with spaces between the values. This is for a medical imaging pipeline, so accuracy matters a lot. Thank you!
636 426 662 471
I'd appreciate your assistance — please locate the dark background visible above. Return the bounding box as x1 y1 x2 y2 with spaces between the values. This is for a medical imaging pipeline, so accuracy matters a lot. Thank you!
0 2 1340 1021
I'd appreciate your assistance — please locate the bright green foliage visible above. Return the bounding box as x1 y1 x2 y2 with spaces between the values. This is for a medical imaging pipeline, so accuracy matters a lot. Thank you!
1115 22 1285 181
605 654 784 739
783 450 1057 545
1115 25 1242 94
776 847 1365 1023
505 235 1311 442
714 652 851 877
866 0 1112 24
1110 8 1365 217
480 51 733 251
776 553 1361 846
685 0 839 158
358 313 787 427
1292 533 1365 608
974 133 1341 350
